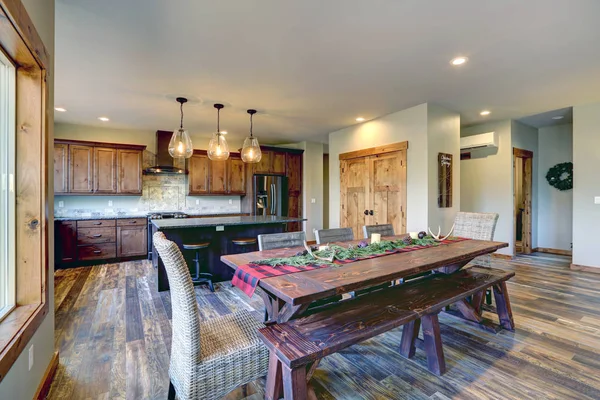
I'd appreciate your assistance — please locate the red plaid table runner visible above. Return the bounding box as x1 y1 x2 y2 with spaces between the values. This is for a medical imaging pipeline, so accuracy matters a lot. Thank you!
232 237 469 297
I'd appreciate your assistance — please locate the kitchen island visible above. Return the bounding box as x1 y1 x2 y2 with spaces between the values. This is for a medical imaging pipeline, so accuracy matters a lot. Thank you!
151 215 306 291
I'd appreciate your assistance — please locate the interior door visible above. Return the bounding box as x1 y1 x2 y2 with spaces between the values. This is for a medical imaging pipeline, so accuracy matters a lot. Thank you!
369 151 407 235
340 157 369 238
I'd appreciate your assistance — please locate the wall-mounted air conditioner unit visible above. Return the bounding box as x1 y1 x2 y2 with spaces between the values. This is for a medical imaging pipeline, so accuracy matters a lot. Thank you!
460 131 498 152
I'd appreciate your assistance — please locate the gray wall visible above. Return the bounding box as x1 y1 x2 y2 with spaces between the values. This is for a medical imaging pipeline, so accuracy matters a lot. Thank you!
538 124 573 251
460 120 514 256
511 120 539 249
573 103 600 268
0 0 55 398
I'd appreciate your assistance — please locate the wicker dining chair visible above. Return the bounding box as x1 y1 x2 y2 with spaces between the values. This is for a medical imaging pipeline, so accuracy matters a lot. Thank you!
153 232 269 400
363 224 395 239
453 212 499 305
315 227 354 244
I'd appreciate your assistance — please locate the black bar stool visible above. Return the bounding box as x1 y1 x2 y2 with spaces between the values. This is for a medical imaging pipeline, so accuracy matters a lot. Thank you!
230 237 258 254
182 242 214 292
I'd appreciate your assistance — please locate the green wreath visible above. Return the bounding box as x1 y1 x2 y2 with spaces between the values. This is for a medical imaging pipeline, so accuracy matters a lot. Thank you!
546 162 573 191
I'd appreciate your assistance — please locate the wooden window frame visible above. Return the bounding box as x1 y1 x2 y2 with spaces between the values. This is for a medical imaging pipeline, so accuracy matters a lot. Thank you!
0 0 50 383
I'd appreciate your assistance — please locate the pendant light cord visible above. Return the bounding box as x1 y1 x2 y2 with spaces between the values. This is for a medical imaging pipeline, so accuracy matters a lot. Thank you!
180 102 184 129
250 113 253 137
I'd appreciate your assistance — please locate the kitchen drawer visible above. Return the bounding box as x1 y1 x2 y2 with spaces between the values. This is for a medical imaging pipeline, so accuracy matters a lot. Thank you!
77 227 116 245
78 243 116 261
117 218 146 226
78 219 116 228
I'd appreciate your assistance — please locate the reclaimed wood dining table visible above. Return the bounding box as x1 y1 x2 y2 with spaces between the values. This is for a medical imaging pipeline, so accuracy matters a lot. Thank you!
220 236 508 325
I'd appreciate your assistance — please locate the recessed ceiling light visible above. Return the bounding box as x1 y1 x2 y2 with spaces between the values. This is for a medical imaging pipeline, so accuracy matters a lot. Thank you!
552 116 564 120
98 116 110 122
480 110 491 116
55 107 67 112
450 56 468 66
356 117 365 122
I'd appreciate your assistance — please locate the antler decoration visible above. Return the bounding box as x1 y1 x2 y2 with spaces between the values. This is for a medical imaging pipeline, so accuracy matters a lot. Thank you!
428 223 455 242
303 241 335 263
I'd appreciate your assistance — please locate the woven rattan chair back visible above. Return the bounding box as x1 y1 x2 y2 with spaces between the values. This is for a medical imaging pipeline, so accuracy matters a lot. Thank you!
315 228 354 244
257 231 306 251
454 212 499 241
153 232 201 396
362 224 395 239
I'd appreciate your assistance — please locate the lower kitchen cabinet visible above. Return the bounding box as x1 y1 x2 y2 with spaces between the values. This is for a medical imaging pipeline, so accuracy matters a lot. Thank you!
55 218 147 267
117 224 147 257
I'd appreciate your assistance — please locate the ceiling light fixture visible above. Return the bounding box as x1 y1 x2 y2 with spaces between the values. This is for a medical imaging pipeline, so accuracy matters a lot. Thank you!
356 117 365 122
450 56 468 66
168 97 193 159
241 109 262 164
98 116 110 122
55 107 67 112
552 116 564 120
480 110 491 116
220 131 228 134
207 104 230 161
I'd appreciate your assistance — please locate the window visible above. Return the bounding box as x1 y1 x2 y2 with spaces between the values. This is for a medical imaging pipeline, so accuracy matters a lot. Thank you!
0 48 15 322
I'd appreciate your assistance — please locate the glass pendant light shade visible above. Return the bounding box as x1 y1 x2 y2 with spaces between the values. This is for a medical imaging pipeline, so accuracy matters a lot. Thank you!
207 132 230 161
241 109 262 163
241 136 261 163
168 128 193 159
169 97 193 159
208 103 230 161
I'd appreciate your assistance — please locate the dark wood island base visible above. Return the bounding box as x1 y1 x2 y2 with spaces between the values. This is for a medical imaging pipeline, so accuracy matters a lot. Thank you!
151 216 306 292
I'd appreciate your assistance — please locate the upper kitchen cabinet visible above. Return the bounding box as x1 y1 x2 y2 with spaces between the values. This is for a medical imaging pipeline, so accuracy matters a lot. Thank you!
253 150 286 175
188 150 246 195
117 149 143 194
69 144 94 193
54 143 69 194
54 140 146 195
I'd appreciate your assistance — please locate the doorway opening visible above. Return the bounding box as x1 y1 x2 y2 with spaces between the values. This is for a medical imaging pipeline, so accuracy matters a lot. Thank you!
514 148 533 254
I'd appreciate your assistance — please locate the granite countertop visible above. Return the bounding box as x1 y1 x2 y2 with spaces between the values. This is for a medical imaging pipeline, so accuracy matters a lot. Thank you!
55 211 247 222
152 215 306 229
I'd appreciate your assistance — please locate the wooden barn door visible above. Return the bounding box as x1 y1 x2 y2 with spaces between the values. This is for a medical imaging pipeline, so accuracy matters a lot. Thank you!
340 142 407 239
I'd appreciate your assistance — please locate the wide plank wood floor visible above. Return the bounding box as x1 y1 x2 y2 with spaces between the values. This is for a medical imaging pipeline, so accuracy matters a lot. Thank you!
48 253 600 399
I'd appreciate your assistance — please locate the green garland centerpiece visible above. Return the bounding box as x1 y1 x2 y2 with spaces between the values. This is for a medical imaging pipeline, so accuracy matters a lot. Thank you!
252 235 439 268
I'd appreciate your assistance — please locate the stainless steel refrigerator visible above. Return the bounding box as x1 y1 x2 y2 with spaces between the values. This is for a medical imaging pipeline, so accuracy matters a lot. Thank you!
253 175 288 216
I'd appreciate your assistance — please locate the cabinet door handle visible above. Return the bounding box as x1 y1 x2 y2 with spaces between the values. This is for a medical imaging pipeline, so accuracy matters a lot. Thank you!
369 210 374 216
364 210 369 215
130 220 137 223
93 250 102 254
93 222 102 225
92 234 102 238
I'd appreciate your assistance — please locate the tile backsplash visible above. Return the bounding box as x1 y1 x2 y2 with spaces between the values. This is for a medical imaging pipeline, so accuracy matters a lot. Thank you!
55 174 241 217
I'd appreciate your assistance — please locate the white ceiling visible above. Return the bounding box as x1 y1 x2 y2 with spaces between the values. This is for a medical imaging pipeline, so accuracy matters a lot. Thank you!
55 0 600 144
518 107 573 129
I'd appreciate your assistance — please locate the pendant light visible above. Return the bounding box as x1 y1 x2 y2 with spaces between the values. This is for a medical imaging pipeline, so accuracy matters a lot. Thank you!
168 97 193 159
241 109 262 163
207 103 230 161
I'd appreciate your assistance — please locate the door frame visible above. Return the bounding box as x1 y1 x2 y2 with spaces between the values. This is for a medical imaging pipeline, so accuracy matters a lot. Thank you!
513 148 533 254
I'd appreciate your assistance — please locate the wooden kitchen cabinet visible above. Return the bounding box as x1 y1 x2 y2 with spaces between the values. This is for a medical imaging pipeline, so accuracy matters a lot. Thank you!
69 144 94 193
254 150 286 175
188 152 210 194
228 155 246 194
188 150 246 195
285 152 303 231
54 143 69 194
272 152 286 174
55 221 77 263
94 147 117 193
117 219 147 257
54 140 145 195
117 149 143 194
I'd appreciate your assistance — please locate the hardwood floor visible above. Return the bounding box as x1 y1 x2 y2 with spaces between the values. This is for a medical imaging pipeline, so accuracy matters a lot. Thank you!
48 253 600 399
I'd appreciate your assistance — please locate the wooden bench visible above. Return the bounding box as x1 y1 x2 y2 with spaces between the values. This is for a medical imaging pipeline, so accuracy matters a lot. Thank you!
258 266 515 399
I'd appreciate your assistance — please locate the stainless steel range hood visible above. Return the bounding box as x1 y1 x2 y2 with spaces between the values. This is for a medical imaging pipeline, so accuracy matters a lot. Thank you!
143 130 188 175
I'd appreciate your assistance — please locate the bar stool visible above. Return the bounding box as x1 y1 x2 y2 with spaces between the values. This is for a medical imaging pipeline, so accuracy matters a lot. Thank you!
230 237 258 254
182 242 214 292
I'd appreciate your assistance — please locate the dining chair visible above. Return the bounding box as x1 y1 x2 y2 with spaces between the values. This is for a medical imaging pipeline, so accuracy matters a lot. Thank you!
315 227 354 244
363 224 395 239
257 231 306 251
153 232 268 400
453 212 499 305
